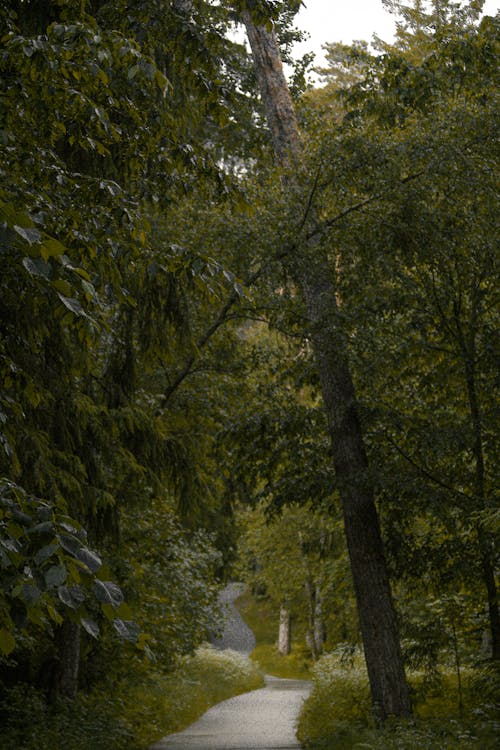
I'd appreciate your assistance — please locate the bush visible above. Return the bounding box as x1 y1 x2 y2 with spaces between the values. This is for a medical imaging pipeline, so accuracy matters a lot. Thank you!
251 643 312 679
0 645 264 750
297 652 500 750
0 684 132 750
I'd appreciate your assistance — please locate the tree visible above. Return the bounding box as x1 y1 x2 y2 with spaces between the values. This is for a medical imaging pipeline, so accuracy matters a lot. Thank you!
0 0 252 700
238 501 350 659
239 2 412 718
300 1 499 661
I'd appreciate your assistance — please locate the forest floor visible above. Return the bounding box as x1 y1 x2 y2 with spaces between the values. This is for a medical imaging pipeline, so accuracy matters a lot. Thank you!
149 583 311 749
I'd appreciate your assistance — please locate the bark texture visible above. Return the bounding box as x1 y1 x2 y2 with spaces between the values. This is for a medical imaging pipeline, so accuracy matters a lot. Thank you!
53 619 80 700
242 12 412 718
305 580 326 660
278 605 291 656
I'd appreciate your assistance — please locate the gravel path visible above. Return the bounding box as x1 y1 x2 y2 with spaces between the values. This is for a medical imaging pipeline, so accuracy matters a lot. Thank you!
149 583 311 750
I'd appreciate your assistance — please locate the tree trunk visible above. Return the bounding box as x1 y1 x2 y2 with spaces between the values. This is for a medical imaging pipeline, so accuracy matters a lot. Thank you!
278 605 291 656
305 577 318 660
479 543 500 659
314 583 327 657
460 323 500 659
305 579 326 660
242 11 412 719
53 619 81 701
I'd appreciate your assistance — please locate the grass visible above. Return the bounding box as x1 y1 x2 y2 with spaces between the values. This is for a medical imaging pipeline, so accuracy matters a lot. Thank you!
122 644 264 747
235 588 313 679
0 645 264 750
297 650 500 749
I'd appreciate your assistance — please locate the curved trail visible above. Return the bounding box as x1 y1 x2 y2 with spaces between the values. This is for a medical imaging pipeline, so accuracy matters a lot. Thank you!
149 583 311 750
210 582 256 654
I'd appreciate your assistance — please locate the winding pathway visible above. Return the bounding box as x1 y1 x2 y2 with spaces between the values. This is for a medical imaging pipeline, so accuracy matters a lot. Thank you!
149 583 310 750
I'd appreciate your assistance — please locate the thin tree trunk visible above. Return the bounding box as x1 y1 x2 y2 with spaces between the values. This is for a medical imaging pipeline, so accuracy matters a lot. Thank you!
304 577 318 660
278 605 291 655
242 11 412 718
314 582 326 657
460 318 500 659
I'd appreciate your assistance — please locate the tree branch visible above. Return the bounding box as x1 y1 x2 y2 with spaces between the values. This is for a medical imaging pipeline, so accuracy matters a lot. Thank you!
159 170 428 405
385 432 473 504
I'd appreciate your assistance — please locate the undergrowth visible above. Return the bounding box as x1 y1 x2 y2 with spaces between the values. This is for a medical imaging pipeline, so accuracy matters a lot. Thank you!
0 645 263 750
297 650 500 749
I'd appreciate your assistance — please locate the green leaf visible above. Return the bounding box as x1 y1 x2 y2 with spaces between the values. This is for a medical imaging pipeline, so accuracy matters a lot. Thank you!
28 521 53 535
0 628 16 656
52 279 73 296
20 583 41 605
56 293 85 316
13 225 41 245
94 580 123 608
58 532 82 557
59 519 84 536
1 537 21 553
101 603 117 620
58 585 86 609
81 617 100 639
33 543 58 565
113 618 140 643
41 237 65 258
22 257 52 279
45 564 67 588
75 547 102 573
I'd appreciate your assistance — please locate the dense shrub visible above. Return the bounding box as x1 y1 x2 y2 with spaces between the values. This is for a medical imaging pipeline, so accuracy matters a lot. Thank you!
297 652 500 750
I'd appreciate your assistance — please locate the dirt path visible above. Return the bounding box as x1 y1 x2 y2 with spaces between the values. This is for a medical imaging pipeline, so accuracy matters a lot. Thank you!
149 583 311 750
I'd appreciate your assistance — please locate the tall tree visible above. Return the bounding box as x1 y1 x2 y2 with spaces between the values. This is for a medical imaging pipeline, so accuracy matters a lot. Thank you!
239 3 412 719
301 2 499 661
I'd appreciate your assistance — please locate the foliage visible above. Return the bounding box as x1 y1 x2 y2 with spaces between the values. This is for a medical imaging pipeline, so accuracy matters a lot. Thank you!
0 682 133 750
118 499 224 669
0 479 129 655
236 588 313 678
0 645 264 750
298 652 500 749
295 0 500 671
250 643 312 680
236 501 356 650
0 0 253 697
1 0 499 737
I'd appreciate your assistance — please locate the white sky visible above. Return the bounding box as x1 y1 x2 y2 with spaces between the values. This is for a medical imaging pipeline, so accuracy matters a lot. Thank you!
293 0 499 69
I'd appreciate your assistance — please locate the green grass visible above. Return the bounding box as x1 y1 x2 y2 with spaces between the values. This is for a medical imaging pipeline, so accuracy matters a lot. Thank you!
122 645 264 747
251 643 312 679
235 589 313 679
0 645 264 750
297 651 500 749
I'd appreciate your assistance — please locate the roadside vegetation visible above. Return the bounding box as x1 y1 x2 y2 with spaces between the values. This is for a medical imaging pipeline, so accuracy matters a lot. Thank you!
0 645 263 750
298 650 500 749
236 556 500 747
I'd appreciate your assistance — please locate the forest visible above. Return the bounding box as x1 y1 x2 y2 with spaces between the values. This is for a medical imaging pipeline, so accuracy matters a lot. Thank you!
0 0 498 748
